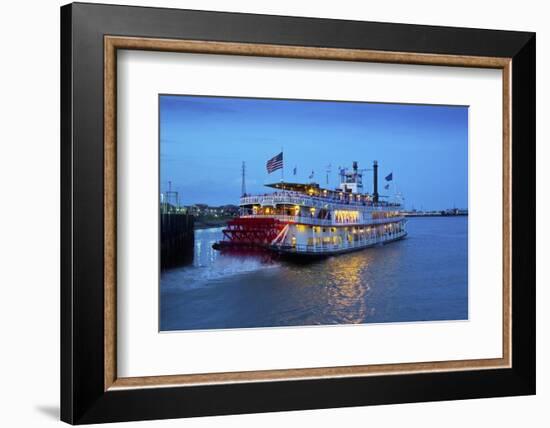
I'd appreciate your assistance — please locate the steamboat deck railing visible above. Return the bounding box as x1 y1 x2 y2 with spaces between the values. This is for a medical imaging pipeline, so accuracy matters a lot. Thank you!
274 230 407 253
240 214 405 227
240 193 401 211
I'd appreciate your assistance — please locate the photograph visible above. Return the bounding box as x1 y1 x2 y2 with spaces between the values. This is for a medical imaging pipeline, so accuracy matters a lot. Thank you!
159 95 469 331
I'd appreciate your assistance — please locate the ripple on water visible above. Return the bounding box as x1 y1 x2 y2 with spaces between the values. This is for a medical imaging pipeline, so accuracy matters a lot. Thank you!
160 217 468 330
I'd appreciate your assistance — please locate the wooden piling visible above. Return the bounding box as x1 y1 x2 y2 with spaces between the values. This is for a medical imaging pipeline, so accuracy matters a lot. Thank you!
160 213 195 270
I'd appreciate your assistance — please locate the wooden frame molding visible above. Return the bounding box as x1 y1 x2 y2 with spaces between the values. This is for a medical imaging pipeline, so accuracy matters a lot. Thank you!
104 35 512 391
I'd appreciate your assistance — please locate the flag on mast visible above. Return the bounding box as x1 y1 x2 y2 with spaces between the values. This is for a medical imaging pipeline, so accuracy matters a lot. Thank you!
385 172 393 181
266 152 283 173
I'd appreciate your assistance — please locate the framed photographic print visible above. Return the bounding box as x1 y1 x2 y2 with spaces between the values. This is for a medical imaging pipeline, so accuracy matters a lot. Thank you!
60 2 535 424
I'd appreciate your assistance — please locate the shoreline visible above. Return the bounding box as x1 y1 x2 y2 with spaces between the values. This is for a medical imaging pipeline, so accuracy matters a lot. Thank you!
194 221 229 230
404 214 468 218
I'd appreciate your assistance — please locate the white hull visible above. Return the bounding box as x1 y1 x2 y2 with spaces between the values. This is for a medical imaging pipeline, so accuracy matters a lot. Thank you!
271 224 407 258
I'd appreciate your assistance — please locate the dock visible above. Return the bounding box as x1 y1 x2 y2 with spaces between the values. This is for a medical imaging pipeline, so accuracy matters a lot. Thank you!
160 213 195 270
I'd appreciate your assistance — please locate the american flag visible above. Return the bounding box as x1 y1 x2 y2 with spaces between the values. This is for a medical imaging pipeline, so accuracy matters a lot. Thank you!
266 152 283 173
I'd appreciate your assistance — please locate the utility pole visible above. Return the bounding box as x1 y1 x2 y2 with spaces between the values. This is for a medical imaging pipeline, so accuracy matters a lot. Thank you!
164 181 179 212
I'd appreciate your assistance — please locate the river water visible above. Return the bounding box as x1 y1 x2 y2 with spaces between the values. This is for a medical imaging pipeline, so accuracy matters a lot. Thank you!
160 216 468 331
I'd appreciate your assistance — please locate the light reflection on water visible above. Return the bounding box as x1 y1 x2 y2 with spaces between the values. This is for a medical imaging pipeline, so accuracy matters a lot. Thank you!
160 217 468 331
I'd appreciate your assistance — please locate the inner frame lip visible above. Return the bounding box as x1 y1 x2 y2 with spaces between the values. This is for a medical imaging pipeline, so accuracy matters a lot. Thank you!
103 35 512 391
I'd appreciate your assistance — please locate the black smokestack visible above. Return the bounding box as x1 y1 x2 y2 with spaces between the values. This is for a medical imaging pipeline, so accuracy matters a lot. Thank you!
373 160 379 203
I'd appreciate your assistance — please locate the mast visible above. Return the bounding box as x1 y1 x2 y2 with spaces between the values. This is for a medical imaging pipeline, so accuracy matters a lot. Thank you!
373 160 379 202
241 161 246 196
280 148 284 183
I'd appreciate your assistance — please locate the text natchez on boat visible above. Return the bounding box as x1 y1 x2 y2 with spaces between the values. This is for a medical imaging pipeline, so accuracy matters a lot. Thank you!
213 161 407 259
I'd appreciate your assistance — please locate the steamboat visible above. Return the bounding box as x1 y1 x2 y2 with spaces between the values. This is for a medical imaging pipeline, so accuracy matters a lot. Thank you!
213 161 407 259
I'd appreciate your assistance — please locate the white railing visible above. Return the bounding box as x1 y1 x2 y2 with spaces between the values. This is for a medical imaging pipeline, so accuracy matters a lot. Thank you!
240 214 405 227
240 193 401 211
275 230 407 253
240 214 333 226
364 216 405 225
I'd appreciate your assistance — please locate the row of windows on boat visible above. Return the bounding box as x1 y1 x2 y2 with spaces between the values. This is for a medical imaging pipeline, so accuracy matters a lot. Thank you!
297 222 405 235
295 223 405 246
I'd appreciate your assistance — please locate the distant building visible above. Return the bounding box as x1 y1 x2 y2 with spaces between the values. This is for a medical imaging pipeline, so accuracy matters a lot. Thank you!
184 204 239 218
403 208 468 217
160 202 185 214
441 208 468 216
220 205 239 216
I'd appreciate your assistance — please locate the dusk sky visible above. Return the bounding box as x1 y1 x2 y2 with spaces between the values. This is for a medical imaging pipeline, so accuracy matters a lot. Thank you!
160 95 468 211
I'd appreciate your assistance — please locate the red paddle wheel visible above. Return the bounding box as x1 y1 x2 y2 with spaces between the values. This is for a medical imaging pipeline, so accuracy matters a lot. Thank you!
215 217 286 249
